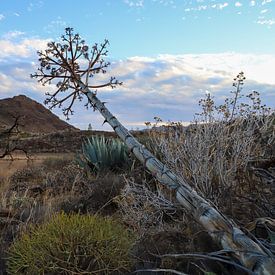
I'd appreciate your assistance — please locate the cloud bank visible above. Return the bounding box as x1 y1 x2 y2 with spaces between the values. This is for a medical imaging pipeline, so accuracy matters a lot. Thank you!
0 34 53 98
0 34 274 130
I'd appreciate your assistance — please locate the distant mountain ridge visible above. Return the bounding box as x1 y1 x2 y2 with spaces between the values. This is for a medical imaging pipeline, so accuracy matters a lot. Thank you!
0 95 79 133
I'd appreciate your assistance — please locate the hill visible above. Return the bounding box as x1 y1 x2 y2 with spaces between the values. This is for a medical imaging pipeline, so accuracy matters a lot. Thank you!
0 95 78 133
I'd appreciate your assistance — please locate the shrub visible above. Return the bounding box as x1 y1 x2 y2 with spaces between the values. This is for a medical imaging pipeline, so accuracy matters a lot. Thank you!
83 173 125 215
148 73 274 220
7 212 135 274
79 135 132 173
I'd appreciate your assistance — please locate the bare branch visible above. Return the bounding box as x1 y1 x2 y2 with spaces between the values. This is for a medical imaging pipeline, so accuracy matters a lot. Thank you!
0 115 29 159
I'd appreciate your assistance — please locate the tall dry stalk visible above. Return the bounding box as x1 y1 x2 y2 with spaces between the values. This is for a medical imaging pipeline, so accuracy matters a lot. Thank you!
31 28 275 274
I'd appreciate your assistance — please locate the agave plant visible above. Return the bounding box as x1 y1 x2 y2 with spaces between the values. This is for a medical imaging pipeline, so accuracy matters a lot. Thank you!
81 135 131 172
31 28 275 273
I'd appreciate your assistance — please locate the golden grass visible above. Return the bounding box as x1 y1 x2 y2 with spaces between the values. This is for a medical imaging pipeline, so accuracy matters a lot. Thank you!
0 153 74 178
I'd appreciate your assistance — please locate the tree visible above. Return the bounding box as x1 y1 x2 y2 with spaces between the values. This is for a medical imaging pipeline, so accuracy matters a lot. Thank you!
0 115 28 159
88 123 92 131
31 28 274 274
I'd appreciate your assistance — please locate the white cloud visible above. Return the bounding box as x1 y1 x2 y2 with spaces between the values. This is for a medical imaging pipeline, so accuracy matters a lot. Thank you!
250 0 256 6
2 31 25 40
0 14 5 21
0 69 49 95
75 53 274 129
235 2 242 7
152 0 175 6
197 5 207 10
1 40 274 130
0 38 49 59
124 0 144 7
44 17 68 35
95 53 275 129
257 18 275 25
262 0 272 5
184 2 229 12
0 35 52 100
260 9 268 13
217 3 229 9
27 1 44 12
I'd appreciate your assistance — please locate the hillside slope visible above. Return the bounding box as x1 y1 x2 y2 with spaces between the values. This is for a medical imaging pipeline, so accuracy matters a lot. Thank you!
0 95 78 133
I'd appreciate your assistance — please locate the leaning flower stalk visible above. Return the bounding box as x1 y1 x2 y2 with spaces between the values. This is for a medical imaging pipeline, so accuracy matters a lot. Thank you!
31 27 275 274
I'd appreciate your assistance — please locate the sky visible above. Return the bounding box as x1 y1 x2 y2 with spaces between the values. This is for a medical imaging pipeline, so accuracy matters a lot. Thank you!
0 0 275 130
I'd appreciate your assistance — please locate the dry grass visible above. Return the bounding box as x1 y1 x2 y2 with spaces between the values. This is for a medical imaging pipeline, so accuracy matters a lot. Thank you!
1 141 273 274
0 156 86 272
118 175 182 234
1 75 274 274
0 153 74 178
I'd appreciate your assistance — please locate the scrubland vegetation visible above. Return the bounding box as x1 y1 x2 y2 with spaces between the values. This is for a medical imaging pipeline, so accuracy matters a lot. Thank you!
0 28 274 274
0 75 274 274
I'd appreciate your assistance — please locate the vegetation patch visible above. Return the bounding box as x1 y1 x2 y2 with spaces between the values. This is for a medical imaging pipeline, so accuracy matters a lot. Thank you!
7 212 135 275
79 135 132 173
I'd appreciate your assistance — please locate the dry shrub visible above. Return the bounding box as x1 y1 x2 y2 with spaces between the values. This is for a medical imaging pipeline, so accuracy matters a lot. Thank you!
134 230 228 275
82 172 125 215
134 230 193 272
0 160 126 256
1 158 128 233
118 73 274 238
0 161 90 271
148 73 275 222
0 157 104 272
118 176 182 234
6 162 88 200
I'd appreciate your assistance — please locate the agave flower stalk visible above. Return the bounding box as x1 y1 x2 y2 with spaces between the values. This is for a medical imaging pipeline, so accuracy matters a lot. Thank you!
31 28 274 274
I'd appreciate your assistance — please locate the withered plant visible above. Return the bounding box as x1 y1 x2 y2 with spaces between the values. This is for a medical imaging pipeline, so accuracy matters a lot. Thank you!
0 115 28 159
148 73 274 220
31 27 121 119
31 28 274 274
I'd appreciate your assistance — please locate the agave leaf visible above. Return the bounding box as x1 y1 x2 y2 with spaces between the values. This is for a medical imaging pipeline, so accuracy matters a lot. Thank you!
268 229 275 244
80 135 131 172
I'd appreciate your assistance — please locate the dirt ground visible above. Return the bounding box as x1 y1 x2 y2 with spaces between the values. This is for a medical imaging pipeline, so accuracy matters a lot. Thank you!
0 153 74 178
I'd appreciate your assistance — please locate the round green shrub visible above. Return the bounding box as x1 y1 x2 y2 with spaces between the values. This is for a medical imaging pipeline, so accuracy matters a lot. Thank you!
7 212 135 274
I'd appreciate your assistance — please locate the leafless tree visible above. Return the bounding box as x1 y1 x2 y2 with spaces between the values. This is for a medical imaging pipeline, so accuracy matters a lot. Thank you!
31 27 274 274
0 115 28 159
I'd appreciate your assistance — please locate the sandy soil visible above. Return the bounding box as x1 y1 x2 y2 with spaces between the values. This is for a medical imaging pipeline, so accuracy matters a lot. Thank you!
0 153 74 178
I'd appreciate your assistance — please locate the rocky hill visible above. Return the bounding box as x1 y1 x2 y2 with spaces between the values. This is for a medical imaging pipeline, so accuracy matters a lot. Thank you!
0 95 78 133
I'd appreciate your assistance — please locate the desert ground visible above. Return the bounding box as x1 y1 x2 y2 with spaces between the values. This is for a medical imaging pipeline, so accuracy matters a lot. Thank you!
0 153 74 178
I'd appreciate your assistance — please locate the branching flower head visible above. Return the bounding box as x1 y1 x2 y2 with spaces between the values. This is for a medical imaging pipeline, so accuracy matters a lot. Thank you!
31 27 122 119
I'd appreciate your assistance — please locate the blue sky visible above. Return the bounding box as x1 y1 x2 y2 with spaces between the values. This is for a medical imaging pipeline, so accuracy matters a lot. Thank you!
0 0 274 130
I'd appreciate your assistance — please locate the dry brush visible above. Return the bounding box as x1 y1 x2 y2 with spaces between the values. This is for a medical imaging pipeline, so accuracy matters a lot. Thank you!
31 27 275 274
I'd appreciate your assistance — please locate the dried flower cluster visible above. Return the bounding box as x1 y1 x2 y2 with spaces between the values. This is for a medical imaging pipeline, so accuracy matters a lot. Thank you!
31 27 122 119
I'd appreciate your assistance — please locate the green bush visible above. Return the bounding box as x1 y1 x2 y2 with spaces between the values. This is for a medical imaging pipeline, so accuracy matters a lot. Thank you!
7 212 135 274
79 135 132 172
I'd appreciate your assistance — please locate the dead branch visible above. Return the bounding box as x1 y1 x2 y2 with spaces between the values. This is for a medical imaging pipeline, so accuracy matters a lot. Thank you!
0 115 28 159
